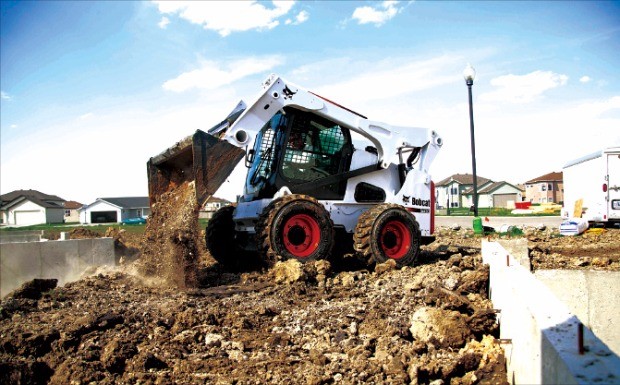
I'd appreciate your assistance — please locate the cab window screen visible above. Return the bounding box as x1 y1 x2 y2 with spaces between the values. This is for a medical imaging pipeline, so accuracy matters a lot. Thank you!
282 113 347 182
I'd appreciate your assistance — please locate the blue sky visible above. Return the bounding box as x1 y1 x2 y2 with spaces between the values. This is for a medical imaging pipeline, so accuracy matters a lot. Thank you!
1 0 619 204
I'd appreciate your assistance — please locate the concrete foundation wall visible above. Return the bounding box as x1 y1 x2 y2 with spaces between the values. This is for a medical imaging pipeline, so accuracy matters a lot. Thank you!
482 241 620 385
0 230 44 244
535 270 620 356
0 238 115 297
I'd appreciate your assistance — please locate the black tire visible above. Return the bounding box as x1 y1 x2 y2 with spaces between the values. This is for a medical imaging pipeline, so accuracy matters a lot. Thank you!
256 194 334 265
205 205 248 270
353 204 421 267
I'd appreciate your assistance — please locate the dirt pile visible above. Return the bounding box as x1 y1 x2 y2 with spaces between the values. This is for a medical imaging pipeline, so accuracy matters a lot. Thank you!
67 227 100 239
3 223 616 384
434 226 620 271
528 228 620 270
0 243 506 384
138 181 201 288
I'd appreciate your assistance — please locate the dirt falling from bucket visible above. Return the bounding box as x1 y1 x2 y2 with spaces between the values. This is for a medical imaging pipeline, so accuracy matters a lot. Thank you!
138 181 200 288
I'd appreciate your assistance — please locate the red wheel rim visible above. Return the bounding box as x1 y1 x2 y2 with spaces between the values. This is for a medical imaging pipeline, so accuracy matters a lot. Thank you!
380 220 411 259
282 213 321 258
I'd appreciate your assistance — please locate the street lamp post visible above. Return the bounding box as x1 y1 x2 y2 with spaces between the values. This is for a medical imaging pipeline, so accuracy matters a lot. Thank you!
463 64 479 218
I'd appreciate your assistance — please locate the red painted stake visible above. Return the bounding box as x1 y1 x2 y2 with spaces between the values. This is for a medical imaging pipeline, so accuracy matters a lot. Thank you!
578 323 585 355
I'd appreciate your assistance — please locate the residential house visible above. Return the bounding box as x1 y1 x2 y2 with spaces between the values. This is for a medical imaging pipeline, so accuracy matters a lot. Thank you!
524 172 564 204
64 201 83 223
200 197 233 219
462 181 523 209
435 174 492 209
0 189 66 226
80 197 151 224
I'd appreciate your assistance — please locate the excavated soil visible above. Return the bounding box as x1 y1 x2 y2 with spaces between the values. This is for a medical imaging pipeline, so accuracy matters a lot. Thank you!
2 211 618 384
433 225 620 271
138 181 201 288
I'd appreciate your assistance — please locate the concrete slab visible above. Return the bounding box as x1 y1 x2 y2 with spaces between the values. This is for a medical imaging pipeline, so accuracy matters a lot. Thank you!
497 238 530 270
1 242 42 296
483 241 620 385
0 230 44 244
0 238 114 297
535 269 620 356
40 239 79 281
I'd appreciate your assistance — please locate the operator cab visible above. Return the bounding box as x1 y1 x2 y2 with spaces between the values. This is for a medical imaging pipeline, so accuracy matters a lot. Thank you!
242 107 353 202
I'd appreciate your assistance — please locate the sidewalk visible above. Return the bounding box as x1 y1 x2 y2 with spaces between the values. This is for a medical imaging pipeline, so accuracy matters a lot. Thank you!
436 215 563 229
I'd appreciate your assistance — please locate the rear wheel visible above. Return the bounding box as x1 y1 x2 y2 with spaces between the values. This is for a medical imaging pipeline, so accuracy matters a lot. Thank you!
206 205 250 271
256 194 334 265
353 204 421 267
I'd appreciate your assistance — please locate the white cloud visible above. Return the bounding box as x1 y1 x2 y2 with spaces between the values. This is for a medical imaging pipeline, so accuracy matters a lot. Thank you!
0 96 241 203
154 1 296 37
158 16 170 29
78 112 94 120
573 95 620 117
1 91 11 100
10 124 17 129
286 10 309 25
309 55 459 108
579 75 591 83
351 0 402 26
163 56 283 93
479 70 568 104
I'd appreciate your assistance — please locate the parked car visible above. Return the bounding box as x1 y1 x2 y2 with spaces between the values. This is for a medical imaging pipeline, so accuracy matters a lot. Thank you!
121 217 147 225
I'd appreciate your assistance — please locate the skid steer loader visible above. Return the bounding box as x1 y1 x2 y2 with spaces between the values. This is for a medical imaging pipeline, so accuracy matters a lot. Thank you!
147 74 443 269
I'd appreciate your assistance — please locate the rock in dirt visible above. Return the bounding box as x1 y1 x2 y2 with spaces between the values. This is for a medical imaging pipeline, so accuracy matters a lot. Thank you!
410 307 474 349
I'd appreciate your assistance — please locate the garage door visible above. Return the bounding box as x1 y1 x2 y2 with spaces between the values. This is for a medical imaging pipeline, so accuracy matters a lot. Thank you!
90 211 118 223
14 210 43 226
493 194 517 208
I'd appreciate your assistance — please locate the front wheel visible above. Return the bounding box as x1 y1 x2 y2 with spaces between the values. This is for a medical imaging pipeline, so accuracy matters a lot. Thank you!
353 204 421 267
256 194 334 265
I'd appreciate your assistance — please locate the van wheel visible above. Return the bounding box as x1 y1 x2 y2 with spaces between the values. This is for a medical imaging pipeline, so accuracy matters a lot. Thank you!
353 204 420 267
256 194 334 266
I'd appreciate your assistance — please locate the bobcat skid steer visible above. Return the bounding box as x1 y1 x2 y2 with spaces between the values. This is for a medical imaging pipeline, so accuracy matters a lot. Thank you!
147 74 443 269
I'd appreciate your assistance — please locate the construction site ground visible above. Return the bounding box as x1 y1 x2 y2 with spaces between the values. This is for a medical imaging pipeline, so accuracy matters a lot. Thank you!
1 221 619 384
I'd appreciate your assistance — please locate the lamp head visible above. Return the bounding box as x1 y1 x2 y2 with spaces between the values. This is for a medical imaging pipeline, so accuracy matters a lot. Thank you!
463 64 476 86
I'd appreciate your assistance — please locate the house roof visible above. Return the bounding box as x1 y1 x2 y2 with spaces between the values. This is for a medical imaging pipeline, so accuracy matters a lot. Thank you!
0 189 64 204
0 189 66 210
479 181 521 194
435 173 492 187
461 181 521 195
525 171 563 184
64 200 84 210
96 197 150 209
0 195 65 210
206 196 232 204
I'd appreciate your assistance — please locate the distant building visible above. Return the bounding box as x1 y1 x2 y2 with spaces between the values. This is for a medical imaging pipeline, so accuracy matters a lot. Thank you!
435 174 492 209
0 189 66 226
524 172 564 204
462 181 523 209
63 200 83 223
80 197 150 224
435 174 523 209
200 197 233 219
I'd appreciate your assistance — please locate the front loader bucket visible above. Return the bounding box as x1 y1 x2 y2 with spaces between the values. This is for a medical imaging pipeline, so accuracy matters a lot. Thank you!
147 130 245 207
